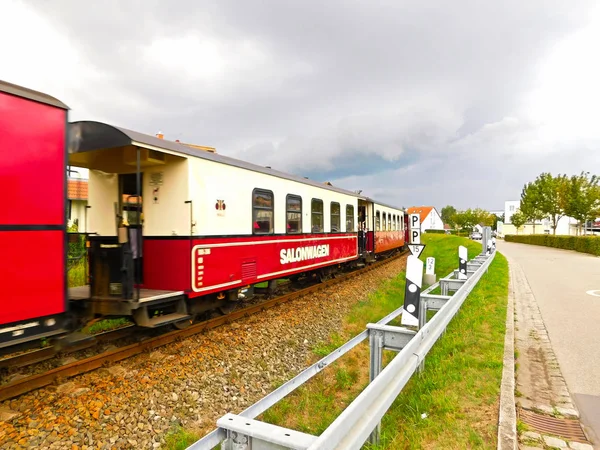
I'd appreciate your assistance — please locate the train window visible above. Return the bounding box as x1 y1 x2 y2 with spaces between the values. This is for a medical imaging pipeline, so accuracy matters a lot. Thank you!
346 205 354 232
331 202 340 232
392 215 396 231
252 189 274 234
376 211 381 231
311 199 324 233
286 195 302 234
382 212 386 231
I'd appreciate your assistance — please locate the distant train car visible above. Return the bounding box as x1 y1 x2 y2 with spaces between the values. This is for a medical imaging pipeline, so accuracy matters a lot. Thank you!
0 80 70 349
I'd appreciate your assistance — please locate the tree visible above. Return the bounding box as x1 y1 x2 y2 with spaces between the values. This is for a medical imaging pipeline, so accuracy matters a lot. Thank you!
532 172 569 235
520 181 546 234
441 205 457 228
564 172 600 235
510 210 526 234
453 211 467 234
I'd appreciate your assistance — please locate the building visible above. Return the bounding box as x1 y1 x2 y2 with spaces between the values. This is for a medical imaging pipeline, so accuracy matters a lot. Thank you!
499 200 579 236
406 206 444 232
67 177 88 230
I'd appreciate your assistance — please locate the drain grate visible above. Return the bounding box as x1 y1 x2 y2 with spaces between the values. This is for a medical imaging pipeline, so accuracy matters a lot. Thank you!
519 407 589 442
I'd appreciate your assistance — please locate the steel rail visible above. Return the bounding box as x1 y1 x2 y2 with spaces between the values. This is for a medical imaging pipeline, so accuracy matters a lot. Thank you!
0 325 137 369
0 250 407 402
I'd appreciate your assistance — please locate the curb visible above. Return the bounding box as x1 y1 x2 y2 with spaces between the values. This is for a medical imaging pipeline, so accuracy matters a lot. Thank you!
497 260 518 449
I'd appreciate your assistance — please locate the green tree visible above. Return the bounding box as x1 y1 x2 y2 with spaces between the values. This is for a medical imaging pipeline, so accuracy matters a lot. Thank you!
532 172 569 235
510 210 526 234
441 205 457 228
461 208 477 231
564 172 600 235
520 181 546 234
453 211 467 234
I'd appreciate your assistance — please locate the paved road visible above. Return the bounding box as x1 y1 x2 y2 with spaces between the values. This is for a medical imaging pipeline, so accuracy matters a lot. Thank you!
497 240 600 445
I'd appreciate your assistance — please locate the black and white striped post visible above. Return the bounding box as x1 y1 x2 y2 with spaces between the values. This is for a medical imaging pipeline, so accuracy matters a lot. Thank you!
458 245 468 280
401 255 423 327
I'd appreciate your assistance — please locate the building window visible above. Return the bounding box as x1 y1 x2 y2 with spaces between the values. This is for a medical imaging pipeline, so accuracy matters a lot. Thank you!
252 189 274 234
286 195 302 234
509 205 515 212
346 205 354 232
330 202 340 232
376 211 381 231
311 199 324 233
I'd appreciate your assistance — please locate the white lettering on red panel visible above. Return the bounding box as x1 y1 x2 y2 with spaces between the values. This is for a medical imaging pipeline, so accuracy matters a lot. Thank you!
192 247 211 290
280 244 330 265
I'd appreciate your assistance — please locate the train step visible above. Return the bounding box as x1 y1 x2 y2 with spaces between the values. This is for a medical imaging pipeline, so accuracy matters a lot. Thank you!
136 313 192 328
133 297 191 328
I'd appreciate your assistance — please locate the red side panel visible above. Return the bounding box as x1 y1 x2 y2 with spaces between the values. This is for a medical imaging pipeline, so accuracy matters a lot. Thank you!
374 231 405 253
141 234 358 298
143 239 191 291
0 90 67 323
0 92 66 225
0 231 64 323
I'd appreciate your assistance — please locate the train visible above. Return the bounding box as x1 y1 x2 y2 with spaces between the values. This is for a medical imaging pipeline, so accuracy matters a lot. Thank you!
0 79 409 353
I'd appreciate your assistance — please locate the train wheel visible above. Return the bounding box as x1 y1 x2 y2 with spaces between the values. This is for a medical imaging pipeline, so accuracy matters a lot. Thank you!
218 302 237 315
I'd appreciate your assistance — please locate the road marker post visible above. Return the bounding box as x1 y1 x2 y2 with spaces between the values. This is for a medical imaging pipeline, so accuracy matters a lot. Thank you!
458 245 468 280
424 256 436 286
401 255 423 327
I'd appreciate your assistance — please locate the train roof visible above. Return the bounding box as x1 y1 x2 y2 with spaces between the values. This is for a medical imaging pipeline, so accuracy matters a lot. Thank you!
69 120 405 211
0 79 68 110
70 121 359 198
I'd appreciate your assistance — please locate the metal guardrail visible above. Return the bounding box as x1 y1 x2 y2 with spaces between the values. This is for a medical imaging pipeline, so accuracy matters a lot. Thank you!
188 231 497 450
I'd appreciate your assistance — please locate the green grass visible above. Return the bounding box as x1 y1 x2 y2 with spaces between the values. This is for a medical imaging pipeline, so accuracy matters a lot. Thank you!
256 234 508 449
164 426 201 450
84 317 133 334
67 258 87 287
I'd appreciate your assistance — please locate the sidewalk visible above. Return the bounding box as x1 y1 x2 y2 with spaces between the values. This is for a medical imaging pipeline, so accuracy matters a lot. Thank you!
498 249 596 450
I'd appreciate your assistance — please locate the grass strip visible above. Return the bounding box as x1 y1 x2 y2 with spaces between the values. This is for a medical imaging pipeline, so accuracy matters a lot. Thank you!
258 234 508 449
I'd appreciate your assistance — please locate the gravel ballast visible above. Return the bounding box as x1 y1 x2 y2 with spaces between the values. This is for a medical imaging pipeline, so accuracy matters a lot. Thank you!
0 255 407 449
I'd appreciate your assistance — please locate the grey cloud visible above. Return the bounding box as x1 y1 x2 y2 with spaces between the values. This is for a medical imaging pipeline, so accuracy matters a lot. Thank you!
22 0 600 208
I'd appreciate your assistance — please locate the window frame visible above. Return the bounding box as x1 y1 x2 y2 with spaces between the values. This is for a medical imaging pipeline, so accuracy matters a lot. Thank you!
311 198 324 233
376 210 381 231
346 204 355 232
330 201 341 233
252 188 274 235
285 194 302 234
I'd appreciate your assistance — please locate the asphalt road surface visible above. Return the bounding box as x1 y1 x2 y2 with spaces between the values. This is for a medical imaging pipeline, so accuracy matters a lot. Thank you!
497 240 600 446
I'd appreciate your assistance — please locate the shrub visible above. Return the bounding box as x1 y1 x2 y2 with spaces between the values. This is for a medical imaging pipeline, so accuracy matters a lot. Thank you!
504 234 600 256
424 229 446 234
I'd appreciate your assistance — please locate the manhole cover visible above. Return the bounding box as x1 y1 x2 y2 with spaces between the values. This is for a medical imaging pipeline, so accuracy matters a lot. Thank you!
519 407 589 442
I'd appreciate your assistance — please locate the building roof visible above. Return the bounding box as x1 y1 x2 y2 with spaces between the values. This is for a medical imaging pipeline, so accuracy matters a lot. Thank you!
67 179 88 200
406 206 435 222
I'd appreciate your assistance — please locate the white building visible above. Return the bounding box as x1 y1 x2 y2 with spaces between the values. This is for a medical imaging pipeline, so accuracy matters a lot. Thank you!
406 206 444 232
500 200 578 236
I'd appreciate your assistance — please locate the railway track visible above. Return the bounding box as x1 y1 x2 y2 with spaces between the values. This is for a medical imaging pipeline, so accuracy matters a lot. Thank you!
0 250 407 403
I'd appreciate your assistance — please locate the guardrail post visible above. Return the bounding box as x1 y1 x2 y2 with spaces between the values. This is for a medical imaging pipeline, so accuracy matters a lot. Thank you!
417 299 427 373
368 328 383 446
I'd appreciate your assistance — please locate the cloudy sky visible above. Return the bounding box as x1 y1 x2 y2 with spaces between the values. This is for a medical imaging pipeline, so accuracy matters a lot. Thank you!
3 0 600 211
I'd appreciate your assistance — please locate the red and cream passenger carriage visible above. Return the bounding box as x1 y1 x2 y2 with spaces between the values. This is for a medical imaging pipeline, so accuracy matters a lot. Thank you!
67 121 408 328
0 78 408 349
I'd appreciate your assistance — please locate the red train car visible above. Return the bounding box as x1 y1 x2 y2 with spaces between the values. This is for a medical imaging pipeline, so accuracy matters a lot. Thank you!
0 80 70 349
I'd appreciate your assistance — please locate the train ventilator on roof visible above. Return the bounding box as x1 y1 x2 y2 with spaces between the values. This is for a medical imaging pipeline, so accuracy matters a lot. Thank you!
155 131 216 153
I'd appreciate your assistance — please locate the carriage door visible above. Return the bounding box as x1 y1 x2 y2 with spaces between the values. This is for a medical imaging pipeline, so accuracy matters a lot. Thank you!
120 173 144 287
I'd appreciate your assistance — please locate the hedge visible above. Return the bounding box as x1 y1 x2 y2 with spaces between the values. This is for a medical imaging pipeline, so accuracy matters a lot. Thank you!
504 234 600 256
424 229 446 234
